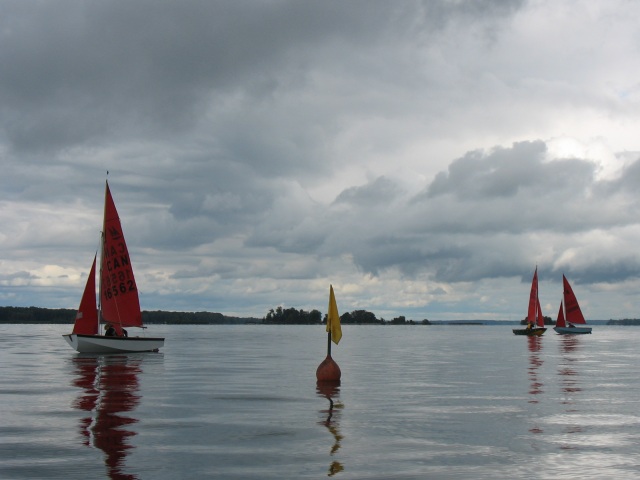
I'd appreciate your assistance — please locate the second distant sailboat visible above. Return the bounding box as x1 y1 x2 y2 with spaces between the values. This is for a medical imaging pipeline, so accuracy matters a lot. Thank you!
553 275 592 334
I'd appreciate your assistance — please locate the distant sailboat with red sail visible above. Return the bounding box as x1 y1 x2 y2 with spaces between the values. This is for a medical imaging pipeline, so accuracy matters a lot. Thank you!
63 181 164 353
513 267 547 336
553 275 592 334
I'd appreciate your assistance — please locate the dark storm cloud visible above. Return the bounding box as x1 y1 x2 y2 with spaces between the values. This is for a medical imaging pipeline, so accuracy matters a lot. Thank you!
0 0 526 156
0 1 394 153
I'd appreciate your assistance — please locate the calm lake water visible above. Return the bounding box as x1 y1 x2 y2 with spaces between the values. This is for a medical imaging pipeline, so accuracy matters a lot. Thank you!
0 324 638 479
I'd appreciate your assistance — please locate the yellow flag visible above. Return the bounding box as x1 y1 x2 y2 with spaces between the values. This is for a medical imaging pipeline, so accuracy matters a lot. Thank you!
326 285 342 344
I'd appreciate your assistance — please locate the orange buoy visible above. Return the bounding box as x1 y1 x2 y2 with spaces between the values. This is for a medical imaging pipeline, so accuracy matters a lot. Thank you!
316 354 341 382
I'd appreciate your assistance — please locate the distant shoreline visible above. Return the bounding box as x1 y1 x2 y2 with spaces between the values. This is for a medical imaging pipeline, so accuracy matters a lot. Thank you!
0 306 635 325
0 306 258 325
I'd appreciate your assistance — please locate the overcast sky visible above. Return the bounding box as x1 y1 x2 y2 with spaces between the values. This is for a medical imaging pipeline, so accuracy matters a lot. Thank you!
2 0 640 321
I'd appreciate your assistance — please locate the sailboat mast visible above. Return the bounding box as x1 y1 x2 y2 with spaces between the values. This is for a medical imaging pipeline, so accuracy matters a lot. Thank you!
533 282 540 326
535 268 546 328
97 227 105 333
97 180 108 335
534 268 539 327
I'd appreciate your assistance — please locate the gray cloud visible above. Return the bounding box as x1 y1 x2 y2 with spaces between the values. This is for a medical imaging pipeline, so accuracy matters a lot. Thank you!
2 1 640 320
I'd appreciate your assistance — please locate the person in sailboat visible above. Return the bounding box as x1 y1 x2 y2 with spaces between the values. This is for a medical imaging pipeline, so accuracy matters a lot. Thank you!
105 323 129 337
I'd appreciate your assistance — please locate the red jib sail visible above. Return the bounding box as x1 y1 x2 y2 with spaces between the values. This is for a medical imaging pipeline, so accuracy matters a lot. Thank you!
556 301 566 328
563 275 587 325
100 182 143 334
72 255 99 335
527 268 538 325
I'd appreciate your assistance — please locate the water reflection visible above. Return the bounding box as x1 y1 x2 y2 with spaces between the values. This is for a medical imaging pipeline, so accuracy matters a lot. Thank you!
558 335 582 403
71 355 142 480
527 336 544 403
316 382 344 477
526 336 544 436
557 335 584 449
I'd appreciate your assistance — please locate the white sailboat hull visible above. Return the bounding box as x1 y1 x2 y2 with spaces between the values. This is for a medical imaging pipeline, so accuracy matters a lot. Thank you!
63 334 164 353
553 326 592 335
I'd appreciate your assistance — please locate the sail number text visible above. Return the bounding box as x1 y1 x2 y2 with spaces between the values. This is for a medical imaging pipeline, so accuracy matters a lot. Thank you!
102 242 137 299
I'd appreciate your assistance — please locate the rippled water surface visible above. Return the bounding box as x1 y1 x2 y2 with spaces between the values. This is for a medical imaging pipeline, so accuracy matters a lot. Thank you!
0 324 639 479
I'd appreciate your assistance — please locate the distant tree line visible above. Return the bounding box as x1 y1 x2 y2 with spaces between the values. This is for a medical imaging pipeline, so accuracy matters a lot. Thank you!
0 306 433 326
262 307 430 325
0 306 76 324
142 310 257 325
607 318 640 325
0 306 259 325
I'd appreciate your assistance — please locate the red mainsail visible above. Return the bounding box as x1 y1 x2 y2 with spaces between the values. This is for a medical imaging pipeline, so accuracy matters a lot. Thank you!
527 268 538 325
72 255 99 335
562 275 586 325
100 182 143 334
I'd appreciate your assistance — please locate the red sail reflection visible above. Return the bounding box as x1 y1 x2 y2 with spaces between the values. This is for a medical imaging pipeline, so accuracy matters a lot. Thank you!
557 335 584 448
527 336 544 402
526 336 544 435
316 381 344 477
71 355 141 480
558 336 582 405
